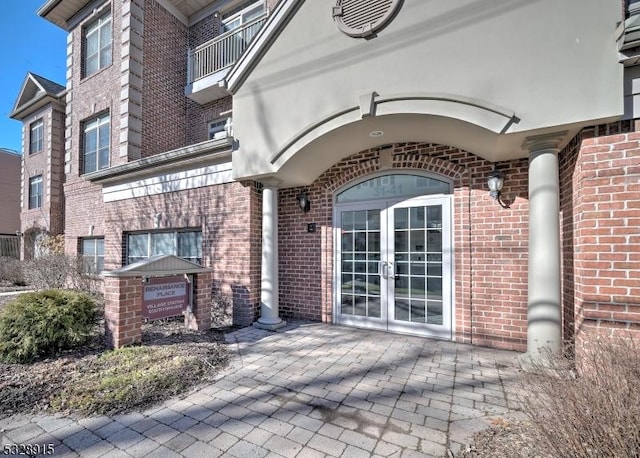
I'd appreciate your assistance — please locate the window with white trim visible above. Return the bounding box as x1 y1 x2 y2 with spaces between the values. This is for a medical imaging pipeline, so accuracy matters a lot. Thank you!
30 119 44 154
81 238 105 274
126 230 202 265
208 118 231 140
28 175 43 209
84 11 112 77
222 0 265 32
82 113 110 174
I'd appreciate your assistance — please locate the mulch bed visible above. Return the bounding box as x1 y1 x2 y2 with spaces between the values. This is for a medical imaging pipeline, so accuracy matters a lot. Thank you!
0 318 230 419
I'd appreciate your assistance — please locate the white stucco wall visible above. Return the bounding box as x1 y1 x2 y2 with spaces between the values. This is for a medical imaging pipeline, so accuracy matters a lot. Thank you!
232 0 623 184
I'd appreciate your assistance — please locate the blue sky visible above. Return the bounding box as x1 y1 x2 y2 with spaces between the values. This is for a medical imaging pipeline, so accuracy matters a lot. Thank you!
0 0 67 153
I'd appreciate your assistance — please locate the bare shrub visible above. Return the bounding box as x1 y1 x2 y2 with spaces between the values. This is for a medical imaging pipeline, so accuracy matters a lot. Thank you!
39 234 65 254
66 256 103 296
22 254 70 290
519 337 640 458
22 254 102 295
0 257 25 286
211 282 233 328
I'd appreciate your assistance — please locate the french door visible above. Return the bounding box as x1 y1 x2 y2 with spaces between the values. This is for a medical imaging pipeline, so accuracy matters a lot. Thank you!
335 196 452 339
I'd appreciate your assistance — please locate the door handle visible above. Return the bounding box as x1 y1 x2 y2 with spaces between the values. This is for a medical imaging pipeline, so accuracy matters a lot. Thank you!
378 261 396 280
378 261 388 279
387 262 396 279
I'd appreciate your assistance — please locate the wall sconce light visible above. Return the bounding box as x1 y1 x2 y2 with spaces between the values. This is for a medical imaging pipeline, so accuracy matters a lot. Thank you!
297 192 311 213
487 166 509 208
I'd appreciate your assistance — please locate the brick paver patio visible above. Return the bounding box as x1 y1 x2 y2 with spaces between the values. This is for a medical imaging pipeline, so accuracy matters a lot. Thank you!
0 322 525 457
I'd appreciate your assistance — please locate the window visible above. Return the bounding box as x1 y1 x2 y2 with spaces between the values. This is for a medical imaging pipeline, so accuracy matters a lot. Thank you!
81 238 105 274
84 12 112 77
126 230 202 265
222 0 265 32
82 113 110 174
28 175 43 209
30 119 44 154
208 118 231 140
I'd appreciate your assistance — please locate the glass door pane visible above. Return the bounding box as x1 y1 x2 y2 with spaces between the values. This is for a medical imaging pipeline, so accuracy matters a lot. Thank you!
388 197 450 338
339 208 383 322
393 205 430 323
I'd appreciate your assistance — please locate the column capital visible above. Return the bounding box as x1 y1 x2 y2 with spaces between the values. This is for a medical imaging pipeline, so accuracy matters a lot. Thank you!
522 131 568 154
259 176 282 188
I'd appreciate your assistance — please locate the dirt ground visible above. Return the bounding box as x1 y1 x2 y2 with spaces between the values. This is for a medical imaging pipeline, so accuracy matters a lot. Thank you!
0 318 229 418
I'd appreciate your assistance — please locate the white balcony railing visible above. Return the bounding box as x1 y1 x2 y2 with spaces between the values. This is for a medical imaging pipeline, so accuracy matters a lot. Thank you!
187 15 267 84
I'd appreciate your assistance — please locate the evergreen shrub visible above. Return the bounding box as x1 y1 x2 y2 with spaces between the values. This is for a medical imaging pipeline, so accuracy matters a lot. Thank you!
0 290 98 363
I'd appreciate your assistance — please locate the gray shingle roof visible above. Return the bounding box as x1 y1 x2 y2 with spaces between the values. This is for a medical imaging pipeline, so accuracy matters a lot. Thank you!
30 72 65 95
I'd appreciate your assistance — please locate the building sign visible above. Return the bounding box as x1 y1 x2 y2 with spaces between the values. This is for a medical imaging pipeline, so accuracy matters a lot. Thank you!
142 276 189 320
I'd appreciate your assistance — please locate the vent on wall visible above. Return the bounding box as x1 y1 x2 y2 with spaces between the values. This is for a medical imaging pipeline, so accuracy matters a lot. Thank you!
332 0 402 38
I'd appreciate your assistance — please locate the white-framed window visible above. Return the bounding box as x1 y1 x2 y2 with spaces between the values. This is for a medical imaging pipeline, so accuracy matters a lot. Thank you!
84 11 112 77
208 117 232 140
126 230 202 265
30 119 44 154
81 238 105 274
28 175 43 209
82 113 110 174
222 0 266 32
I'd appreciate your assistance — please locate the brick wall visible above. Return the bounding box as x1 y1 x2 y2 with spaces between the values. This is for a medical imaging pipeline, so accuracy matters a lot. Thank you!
141 0 188 157
559 134 580 346
103 180 261 326
104 276 143 348
186 97 232 145
186 9 232 146
189 10 221 49
63 0 122 254
566 120 640 354
277 143 530 352
20 105 65 239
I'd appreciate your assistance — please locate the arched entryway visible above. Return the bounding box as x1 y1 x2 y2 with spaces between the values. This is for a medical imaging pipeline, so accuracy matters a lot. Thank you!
333 173 453 339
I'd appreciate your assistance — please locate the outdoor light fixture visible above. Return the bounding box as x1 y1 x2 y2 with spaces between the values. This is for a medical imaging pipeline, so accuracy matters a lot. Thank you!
487 166 509 209
297 192 311 213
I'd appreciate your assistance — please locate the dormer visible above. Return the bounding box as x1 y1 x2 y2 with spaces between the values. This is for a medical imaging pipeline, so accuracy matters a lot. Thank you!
10 72 65 121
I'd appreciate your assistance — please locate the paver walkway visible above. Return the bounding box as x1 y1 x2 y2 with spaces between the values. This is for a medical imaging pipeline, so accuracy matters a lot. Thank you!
1 322 525 457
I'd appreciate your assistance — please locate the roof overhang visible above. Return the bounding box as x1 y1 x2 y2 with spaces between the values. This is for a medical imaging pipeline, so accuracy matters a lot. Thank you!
10 93 65 120
38 0 94 30
85 137 233 185
39 0 252 29
103 254 212 277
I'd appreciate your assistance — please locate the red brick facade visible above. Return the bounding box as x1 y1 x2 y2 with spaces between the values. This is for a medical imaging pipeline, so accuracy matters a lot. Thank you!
141 0 188 157
559 121 640 355
63 0 121 254
103 180 262 326
20 104 66 257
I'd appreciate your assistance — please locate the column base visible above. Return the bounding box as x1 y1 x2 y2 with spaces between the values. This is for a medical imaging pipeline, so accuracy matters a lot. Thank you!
518 351 573 376
253 319 287 331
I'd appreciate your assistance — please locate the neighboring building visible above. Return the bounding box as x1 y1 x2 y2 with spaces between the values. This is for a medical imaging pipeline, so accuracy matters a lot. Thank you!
10 0 640 358
0 148 21 236
10 73 66 259
0 149 21 258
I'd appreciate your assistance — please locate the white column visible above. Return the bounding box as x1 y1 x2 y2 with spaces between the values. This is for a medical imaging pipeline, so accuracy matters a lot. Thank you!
255 183 286 330
522 133 565 366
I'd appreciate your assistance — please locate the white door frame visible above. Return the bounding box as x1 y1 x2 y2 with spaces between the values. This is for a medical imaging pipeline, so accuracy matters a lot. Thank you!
333 189 453 339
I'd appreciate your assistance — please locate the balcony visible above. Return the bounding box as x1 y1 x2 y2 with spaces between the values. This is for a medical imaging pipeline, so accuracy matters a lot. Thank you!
186 15 267 104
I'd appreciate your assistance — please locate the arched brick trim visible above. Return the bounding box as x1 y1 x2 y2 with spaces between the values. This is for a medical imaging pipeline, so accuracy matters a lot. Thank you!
318 143 467 193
